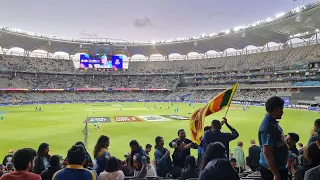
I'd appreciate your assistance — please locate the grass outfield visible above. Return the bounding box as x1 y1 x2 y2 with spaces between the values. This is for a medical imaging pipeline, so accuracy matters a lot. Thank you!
0 102 318 160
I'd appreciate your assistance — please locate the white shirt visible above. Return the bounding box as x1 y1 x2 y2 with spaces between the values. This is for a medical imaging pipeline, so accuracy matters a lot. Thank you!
98 170 125 180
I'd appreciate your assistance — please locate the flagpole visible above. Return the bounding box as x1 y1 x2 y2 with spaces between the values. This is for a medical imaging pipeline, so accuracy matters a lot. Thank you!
224 82 238 118
224 105 231 117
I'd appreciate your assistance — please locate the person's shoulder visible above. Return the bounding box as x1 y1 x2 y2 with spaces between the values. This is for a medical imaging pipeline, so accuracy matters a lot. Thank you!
52 168 65 179
84 168 98 179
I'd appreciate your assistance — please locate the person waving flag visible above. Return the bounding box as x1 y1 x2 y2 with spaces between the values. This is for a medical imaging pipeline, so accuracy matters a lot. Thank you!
189 83 238 145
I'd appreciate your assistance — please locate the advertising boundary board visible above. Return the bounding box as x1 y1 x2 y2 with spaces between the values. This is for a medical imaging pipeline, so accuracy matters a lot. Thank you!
0 100 318 112
83 117 111 123
114 116 142 122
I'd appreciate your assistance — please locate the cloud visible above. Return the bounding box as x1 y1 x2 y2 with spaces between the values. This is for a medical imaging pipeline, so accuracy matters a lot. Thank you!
133 17 154 28
79 30 100 38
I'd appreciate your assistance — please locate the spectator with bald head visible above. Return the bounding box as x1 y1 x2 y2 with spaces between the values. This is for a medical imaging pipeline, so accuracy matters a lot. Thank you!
247 139 261 171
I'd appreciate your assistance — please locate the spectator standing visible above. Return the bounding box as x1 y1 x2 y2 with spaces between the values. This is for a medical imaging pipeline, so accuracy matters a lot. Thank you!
258 96 288 180
2 150 14 167
34 143 50 174
129 140 147 178
247 139 261 171
180 156 199 180
232 141 245 170
145 144 152 155
93 135 111 175
199 142 239 180
308 119 320 145
0 149 41 180
52 145 98 180
99 157 125 180
202 117 239 159
40 155 61 180
154 136 171 178
169 129 198 157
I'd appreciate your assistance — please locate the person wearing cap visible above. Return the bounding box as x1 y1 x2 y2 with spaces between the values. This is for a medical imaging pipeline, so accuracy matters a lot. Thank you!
52 145 98 180
2 150 14 167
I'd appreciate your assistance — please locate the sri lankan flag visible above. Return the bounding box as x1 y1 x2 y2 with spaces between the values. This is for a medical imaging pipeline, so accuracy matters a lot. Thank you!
189 83 238 144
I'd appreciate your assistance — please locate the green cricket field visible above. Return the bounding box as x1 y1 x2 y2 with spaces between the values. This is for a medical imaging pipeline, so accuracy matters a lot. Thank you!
0 102 318 160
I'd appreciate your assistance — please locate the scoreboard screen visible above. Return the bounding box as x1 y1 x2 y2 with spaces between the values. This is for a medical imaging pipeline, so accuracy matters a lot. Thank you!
80 54 124 69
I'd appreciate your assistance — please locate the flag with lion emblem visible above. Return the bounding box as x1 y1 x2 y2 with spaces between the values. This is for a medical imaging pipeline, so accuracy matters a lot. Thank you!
189 83 238 144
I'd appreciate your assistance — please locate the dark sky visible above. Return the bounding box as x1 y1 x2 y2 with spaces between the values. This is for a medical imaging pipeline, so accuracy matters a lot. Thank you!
0 0 314 41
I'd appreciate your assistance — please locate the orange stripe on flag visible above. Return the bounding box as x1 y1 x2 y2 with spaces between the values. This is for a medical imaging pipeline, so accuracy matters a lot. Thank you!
212 92 225 112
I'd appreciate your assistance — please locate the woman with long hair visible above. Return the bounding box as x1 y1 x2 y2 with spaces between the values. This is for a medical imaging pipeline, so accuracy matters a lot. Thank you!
99 157 125 180
129 140 147 178
93 135 111 175
34 143 50 174
171 139 186 178
154 136 171 177
199 142 239 180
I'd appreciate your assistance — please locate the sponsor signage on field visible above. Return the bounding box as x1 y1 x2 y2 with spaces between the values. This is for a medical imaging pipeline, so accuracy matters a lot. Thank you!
114 116 142 122
161 115 189 120
84 117 111 123
138 115 170 122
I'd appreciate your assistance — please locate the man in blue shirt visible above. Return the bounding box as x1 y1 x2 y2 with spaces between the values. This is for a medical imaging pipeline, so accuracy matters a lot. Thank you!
52 145 97 180
259 96 288 180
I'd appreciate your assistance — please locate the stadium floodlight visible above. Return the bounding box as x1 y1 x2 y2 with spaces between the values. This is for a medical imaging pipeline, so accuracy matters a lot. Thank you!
266 17 274 22
234 26 243 32
316 29 319 32
276 12 285 18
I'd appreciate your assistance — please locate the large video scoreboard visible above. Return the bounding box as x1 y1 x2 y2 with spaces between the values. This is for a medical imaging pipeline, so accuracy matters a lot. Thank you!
79 54 128 69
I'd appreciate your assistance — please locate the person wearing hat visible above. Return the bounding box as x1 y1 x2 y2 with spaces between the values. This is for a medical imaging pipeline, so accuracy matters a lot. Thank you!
2 150 14 167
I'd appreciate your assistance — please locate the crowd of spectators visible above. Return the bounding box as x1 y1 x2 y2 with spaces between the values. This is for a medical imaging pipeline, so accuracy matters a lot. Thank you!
1 42 320 74
0 88 294 104
0 97 319 180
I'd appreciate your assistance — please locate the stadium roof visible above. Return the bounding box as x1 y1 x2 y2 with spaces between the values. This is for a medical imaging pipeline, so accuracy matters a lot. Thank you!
1 2 320 57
